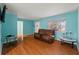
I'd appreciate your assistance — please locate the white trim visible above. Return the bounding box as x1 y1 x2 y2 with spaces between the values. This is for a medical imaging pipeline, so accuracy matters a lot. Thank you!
17 21 23 41
24 34 34 37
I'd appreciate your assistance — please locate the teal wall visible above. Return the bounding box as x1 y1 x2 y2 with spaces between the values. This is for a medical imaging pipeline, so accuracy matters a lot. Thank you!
35 10 78 41
23 20 34 35
0 4 3 54
19 19 35 36
39 19 48 29
78 8 79 48
0 22 2 54
1 12 17 43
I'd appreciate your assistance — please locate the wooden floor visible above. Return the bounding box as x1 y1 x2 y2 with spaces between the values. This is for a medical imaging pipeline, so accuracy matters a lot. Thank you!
2 36 79 55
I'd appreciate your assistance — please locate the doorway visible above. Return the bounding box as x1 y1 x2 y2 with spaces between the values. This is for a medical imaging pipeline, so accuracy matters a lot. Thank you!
17 21 23 41
35 22 40 33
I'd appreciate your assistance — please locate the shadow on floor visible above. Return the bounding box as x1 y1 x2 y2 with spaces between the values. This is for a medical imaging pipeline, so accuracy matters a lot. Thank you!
2 41 18 55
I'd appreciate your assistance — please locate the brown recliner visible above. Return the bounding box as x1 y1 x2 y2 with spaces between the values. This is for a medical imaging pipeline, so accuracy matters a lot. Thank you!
34 29 55 43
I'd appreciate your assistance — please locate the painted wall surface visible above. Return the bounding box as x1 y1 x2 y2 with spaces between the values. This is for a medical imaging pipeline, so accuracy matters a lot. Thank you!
39 19 48 29
0 22 2 54
78 8 79 48
19 19 35 36
0 4 3 54
35 10 78 41
1 12 17 43
23 20 34 35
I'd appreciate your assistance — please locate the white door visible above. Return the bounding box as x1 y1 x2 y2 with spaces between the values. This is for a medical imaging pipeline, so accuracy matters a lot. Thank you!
35 22 40 33
17 21 23 41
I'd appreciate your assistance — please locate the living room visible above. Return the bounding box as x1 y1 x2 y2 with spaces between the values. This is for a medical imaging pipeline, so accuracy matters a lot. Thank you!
0 3 79 55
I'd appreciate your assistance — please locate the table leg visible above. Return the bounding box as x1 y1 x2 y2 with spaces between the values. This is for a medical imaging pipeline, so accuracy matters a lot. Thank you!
72 42 74 48
60 39 64 44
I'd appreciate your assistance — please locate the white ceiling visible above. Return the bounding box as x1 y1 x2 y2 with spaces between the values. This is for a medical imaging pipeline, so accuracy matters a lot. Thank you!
6 3 79 20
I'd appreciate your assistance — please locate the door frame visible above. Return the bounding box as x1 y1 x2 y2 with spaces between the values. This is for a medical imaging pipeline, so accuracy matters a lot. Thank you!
17 21 23 41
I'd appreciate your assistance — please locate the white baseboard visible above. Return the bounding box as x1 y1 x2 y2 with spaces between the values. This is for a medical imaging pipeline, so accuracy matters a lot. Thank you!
23 34 34 37
55 39 61 41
